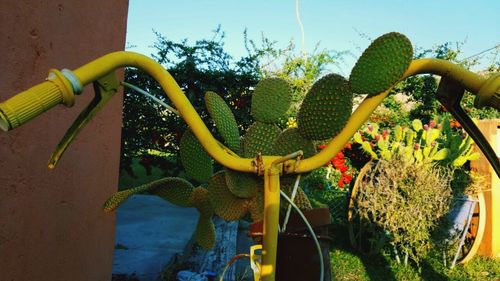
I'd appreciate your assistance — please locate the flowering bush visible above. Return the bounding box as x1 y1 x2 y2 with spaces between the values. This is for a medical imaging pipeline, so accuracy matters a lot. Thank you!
302 144 358 224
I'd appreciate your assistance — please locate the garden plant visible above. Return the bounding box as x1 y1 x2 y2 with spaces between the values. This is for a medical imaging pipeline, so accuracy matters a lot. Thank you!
1 29 499 281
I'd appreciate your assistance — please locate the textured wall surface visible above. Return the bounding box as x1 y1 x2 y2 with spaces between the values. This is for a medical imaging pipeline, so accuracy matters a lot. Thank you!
0 1 128 280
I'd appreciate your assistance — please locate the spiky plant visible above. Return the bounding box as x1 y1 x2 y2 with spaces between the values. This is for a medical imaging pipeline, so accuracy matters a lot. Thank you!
104 32 415 249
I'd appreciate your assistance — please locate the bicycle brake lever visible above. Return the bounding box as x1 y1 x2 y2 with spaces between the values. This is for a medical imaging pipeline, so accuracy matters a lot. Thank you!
436 77 500 178
48 71 120 169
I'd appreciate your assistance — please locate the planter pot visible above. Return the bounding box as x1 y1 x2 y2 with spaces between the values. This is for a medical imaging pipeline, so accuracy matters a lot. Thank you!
249 208 332 281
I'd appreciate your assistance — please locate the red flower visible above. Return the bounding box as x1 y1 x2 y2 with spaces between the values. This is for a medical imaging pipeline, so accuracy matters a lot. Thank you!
332 158 345 169
342 173 353 184
338 165 348 173
337 178 345 188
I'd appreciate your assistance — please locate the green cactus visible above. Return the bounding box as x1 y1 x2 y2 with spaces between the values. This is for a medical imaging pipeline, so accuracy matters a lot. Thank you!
251 78 292 123
354 118 480 167
191 187 216 249
180 129 214 182
297 73 353 141
225 168 259 199
271 127 316 158
247 184 265 222
103 178 216 249
241 121 282 157
349 32 413 96
106 32 420 250
103 177 195 211
205 91 241 152
207 171 250 221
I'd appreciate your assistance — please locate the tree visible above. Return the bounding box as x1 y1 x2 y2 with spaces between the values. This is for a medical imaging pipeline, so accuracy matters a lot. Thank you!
245 33 344 121
398 42 500 123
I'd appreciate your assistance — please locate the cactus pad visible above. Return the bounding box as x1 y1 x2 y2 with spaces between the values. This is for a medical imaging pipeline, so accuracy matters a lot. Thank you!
282 185 313 211
272 127 316 158
180 129 214 183
191 186 214 216
194 215 216 249
251 78 292 123
241 121 282 157
247 184 265 222
103 177 194 212
205 91 241 152
349 32 413 96
207 171 249 221
297 73 353 141
103 184 150 212
225 169 258 198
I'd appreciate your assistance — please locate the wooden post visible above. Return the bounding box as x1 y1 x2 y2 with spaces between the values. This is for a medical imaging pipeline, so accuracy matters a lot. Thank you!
471 119 500 258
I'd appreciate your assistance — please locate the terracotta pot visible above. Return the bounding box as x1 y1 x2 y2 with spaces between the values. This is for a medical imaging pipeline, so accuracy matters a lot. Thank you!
249 208 332 281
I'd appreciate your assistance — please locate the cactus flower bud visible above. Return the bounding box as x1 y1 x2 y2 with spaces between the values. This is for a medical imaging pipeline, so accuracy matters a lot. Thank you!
424 124 429 131
382 129 389 139
367 124 374 132
375 134 381 141
414 143 420 150
429 120 436 128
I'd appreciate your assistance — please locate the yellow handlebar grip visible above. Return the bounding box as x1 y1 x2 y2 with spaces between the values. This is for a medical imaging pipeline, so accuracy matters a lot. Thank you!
0 70 75 131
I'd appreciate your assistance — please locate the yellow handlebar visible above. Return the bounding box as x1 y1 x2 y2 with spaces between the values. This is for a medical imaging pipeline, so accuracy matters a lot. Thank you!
0 69 75 131
1 50 499 281
1 51 498 174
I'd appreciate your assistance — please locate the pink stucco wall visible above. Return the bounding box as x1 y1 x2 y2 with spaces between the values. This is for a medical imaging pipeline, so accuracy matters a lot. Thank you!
0 1 128 280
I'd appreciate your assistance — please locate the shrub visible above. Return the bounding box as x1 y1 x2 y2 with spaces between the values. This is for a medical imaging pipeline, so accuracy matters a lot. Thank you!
354 156 453 264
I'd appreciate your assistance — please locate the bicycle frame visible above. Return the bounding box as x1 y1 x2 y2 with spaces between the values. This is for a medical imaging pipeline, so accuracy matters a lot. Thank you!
1 50 499 281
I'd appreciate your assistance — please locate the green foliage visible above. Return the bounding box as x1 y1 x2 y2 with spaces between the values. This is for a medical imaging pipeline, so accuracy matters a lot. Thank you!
271 127 316 158
403 42 500 122
179 129 214 183
368 94 411 128
224 168 259 199
121 27 260 176
251 78 292 123
297 73 353 140
354 158 454 264
207 171 250 221
353 118 480 168
350 32 413 96
241 121 282 157
302 166 349 224
329 247 500 281
205 91 241 152
245 34 343 119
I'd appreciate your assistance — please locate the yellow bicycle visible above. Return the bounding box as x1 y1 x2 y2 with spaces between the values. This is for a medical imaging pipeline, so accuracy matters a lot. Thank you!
1 32 498 281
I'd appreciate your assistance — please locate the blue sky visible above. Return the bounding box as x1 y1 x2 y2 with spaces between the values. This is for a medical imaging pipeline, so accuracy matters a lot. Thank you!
126 0 499 74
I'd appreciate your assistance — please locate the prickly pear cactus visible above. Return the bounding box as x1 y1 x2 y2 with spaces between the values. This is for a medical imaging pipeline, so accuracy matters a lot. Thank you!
251 78 292 123
105 31 419 250
205 91 241 152
180 129 214 183
241 121 282 157
349 32 413 96
297 73 353 141
103 178 216 249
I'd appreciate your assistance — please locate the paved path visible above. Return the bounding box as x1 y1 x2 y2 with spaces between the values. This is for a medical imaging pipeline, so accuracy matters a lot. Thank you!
112 195 199 281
